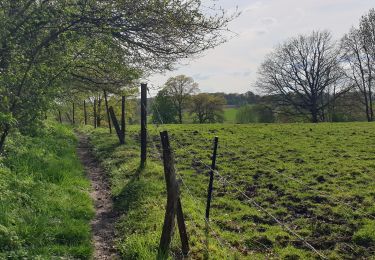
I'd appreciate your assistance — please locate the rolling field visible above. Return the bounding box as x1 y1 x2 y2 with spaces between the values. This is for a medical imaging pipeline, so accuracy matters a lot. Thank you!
82 122 375 259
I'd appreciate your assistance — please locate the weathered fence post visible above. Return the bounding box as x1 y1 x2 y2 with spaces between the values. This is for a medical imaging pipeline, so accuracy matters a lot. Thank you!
140 83 147 169
109 106 125 144
84 100 87 125
104 90 112 133
58 110 62 123
72 102 75 125
121 95 126 143
205 136 219 220
158 131 189 258
93 98 97 128
176 196 190 256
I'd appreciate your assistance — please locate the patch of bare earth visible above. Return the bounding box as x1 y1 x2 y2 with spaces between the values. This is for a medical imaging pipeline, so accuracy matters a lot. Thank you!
76 134 119 260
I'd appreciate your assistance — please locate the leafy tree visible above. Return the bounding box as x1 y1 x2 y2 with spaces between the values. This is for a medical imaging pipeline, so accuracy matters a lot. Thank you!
0 1 234 152
151 89 179 124
164 75 200 123
256 31 346 123
189 93 226 123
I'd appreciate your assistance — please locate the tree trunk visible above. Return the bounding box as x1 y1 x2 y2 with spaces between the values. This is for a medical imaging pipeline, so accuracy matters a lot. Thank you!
104 90 112 134
178 109 182 124
0 125 10 153
368 89 374 121
311 105 319 123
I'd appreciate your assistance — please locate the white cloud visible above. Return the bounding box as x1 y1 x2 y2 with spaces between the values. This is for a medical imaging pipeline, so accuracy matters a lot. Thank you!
149 0 375 94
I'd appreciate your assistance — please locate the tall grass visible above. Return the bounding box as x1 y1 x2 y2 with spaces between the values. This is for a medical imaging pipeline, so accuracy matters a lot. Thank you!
0 122 94 259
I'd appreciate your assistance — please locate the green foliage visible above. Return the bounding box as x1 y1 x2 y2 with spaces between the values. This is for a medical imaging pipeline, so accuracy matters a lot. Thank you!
152 89 179 124
189 93 226 123
0 122 94 258
84 122 375 259
0 0 232 150
236 104 275 123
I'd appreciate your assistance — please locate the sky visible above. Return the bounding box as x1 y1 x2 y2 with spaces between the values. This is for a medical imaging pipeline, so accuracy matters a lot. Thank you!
148 0 375 95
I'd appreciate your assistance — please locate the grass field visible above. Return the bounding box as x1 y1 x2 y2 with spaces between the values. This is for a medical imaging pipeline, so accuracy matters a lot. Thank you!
223 107 239 123
82 122 375 259
0 123 94 259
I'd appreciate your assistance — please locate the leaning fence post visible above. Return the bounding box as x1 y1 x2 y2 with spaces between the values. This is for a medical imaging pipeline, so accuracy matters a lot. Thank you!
158 131 189 258
140 83 147 169
176 196 190 256
205 136 219 220
109 106 124 144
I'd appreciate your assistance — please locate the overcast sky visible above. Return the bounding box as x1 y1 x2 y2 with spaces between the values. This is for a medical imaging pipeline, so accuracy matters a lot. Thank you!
148 0 375 95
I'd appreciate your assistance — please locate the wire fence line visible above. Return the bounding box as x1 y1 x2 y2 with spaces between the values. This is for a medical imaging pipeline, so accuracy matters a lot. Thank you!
144 92 281 257
144 88 328 258
136 87 374 259
146 103 245 257
160 127 375 222
150 129 368 257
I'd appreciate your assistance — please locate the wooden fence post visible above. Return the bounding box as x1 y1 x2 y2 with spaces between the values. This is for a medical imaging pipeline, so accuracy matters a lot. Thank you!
158 131 189 258
104 90 112 133
93 98 97 128
84 100 87 125
176 196 190 256
205 136 219 220
121 95 125 143
72 102 75 125
109 106 124 144
58 110 62 123
140 83 147 169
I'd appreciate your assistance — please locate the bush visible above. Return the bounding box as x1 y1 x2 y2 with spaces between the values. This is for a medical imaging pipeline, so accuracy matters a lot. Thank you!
236 104 275 123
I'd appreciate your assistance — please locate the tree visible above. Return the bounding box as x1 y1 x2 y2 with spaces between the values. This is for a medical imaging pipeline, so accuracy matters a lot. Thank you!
152 89 179 124
189 93 226 123
256 31 345 123
341 27 374 121
164 75 200 124
0 1 234 152
236 104 275 124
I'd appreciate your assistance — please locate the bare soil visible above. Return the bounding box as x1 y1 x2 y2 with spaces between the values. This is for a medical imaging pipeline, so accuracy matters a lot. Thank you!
76 134 119 260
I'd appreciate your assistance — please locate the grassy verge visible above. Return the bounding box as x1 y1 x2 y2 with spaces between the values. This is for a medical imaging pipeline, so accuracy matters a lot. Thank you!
0 122 94 259
82 122 375 259
80 126 236 259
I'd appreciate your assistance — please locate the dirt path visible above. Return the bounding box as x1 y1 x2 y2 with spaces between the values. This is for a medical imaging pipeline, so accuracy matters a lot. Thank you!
76 134 119 260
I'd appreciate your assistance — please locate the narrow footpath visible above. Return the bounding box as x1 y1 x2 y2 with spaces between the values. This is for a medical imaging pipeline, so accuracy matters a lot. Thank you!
76 134 119 260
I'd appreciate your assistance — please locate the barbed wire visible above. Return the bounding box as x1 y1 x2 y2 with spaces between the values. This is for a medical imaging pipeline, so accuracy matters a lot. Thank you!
142 86 375 259
159 127 375 221
145 104 239 257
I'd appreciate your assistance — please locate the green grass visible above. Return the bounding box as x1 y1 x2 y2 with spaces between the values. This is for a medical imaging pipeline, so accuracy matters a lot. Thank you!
0 122 94 259
223 107 239 123
82 122 375 259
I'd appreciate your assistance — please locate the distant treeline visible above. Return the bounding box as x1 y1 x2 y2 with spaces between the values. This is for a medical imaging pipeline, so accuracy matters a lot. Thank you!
209 91 367 123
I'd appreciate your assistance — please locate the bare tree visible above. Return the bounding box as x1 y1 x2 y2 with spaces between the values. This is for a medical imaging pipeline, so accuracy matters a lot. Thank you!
256 31 345 122
341 27 374 121
164 75 199 123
